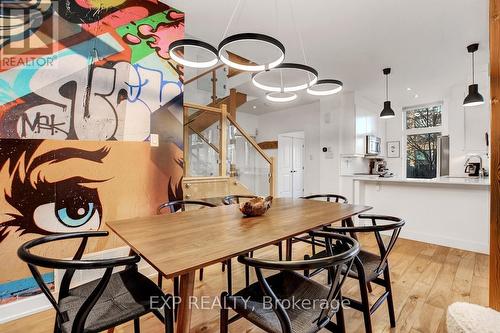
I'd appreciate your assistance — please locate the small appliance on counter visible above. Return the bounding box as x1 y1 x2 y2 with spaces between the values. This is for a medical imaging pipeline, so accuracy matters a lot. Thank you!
464 154 488 177
369 159 393 177
465 162 481 177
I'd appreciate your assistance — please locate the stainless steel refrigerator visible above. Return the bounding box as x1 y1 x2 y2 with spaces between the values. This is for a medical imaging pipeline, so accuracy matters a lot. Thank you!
438 135 450 177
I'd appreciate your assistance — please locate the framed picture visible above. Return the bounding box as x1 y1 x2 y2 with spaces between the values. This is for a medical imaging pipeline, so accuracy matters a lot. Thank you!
387 141 400 158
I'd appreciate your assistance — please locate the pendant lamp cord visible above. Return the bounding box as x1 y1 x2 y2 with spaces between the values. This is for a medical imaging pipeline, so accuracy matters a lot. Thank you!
472 51 475 84
274 0 279 37
280 68 284 92
289 0 311 80
222 0 243 39
386 74 389 100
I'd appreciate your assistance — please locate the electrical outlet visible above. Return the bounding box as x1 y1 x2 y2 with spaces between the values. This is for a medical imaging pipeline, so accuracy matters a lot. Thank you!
150 134 159 147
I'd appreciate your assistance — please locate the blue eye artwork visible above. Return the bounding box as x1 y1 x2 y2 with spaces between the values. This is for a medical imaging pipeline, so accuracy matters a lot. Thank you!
56 203 96 228
31 184 103 233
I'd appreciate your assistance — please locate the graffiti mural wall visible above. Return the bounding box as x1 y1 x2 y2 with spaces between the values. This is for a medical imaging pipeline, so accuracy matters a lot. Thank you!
0 0 184 304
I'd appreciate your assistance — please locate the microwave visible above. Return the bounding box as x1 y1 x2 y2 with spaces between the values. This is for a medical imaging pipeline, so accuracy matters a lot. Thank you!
366 135 381 155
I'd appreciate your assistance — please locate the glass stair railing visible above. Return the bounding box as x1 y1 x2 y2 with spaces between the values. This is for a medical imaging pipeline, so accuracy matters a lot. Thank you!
183 103 274 197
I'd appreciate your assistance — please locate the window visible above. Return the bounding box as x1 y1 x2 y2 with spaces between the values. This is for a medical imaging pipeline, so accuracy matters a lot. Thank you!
404 103 443 179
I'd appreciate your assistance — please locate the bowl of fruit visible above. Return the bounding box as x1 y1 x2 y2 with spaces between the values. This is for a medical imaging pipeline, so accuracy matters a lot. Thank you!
239 196 273 217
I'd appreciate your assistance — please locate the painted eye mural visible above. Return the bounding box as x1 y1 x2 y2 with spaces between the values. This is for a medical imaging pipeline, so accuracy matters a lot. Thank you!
0 140 108 241
33 186 102 232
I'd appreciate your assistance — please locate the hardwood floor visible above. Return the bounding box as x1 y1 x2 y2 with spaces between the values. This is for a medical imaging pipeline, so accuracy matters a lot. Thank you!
0 235 489 333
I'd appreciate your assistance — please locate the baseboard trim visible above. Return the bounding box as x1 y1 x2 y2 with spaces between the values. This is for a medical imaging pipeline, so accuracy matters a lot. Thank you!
399 230 489 254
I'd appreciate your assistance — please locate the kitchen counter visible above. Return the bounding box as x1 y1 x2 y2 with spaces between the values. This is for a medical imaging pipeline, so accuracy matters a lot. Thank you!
340 174 490 253
347 175 490 186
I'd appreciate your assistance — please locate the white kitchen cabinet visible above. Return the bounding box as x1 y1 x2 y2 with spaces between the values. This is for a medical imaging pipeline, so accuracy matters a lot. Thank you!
340 92 385 156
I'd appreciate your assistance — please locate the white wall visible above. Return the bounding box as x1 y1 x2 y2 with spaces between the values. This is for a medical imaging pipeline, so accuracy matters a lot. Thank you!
253 101 321 195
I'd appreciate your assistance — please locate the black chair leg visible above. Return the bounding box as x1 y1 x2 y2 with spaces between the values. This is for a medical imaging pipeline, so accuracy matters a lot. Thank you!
359 277 373 333
199 268 204 281
222 262 226 272
367 282 373 293
157 273 163 290
384 266 396 328
312 235 316 255
335 293 346 333
303 254 310 277
226 259 232 295
245 263 250 287
278 241 283 260
133 318 140 333
164 295 174 333
220 292 229 333
245 251 253 287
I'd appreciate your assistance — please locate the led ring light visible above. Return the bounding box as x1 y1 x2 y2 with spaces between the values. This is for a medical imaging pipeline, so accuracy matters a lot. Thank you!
307 79 343 96
252 63 318 92
218 33 285 72
169 39 219 68
266 91 298 103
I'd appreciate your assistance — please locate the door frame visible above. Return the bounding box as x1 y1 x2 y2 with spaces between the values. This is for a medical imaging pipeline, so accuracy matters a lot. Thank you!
277 131 305 198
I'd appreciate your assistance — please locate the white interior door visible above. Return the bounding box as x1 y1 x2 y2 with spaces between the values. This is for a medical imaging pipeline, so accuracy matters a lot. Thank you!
292 138 305 198
278 136 293 197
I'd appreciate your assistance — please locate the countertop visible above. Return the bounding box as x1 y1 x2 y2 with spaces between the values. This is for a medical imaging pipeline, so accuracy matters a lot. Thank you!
342 175 490 186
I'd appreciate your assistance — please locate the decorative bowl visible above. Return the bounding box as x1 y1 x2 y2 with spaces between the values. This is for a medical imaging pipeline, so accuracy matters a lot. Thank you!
239 196 273 217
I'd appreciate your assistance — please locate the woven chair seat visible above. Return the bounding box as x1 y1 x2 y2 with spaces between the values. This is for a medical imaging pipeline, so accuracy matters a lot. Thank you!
60 268 164 333
310 249 384 282
226 270 334 333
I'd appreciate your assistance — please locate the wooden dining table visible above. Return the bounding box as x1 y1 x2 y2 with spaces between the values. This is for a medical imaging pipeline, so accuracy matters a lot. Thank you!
107 197 371 333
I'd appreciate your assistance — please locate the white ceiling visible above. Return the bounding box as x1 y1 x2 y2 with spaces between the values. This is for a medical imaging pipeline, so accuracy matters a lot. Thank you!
165 0 490 114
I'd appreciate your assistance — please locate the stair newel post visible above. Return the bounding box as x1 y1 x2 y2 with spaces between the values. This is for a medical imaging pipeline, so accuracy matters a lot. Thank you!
211 70 217 104
270 156 276 197
183 105 189 177
229 88 238 119
220 104 228 177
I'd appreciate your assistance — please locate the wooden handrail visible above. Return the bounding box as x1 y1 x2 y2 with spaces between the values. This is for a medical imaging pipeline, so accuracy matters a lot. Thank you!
226 113 273 165
184 102 222 113
184 64 225 85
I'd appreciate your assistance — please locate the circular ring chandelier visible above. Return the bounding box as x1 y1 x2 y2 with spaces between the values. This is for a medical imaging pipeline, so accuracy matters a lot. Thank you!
169 39 219 68
307 79 343 96
252 63 318 92
266 92 298 103
218 33 285 72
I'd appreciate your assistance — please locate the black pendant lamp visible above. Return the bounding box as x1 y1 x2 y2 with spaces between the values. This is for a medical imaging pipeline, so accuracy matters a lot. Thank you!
463 43 485 107
380 68 395 119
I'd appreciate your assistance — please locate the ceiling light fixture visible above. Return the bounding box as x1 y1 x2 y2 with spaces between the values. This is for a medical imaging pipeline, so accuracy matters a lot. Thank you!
218 33 285 72
168 39 219 68
307 79 343 96
265 91 298 103
463 43 485 107
380 67 396 119
252 63 318 92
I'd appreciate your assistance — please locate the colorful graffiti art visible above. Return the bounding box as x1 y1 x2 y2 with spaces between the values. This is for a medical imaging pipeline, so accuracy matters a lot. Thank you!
0 0 184 141
0 0 184 305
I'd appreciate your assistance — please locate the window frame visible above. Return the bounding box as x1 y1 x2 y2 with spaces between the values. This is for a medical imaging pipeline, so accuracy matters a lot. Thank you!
403 102 444 179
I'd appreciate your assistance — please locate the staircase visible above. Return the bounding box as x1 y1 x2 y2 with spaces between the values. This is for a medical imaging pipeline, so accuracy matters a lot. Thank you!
182 62 275 200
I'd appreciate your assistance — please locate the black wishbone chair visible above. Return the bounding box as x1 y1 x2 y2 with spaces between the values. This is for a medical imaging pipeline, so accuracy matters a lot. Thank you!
305 215 405 333
220 232 359 333
222 195 283 287
17 231 173 333
293 194 351 255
